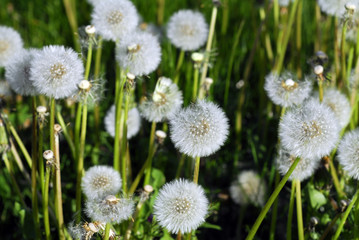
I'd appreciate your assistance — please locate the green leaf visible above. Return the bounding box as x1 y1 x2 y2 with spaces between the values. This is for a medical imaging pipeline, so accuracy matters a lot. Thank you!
308 184 327 210
151 168 166 189
201 222 222 230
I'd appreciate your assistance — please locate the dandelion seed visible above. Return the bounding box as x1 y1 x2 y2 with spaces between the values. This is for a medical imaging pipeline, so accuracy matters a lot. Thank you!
229 170 266 206
154 179 208 234
139 77 183 122
264 71 312 108
104 105 141 139
29 45 84 99
317 0 359 17
279 99 340 159
0 26 23 67
81 165 122 200
5 49 39 96
91 0 139 41
166 10 208 51
338 129 359 180
169 100 229 158
276 146 321 181
314 88 351 129
85 195 135 224
116 31 161 76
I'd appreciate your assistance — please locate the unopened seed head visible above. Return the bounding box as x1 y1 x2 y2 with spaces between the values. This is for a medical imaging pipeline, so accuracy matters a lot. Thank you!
144 185 154 193
345 3 356 11
85 25 96 35
191 52 204 62
37 106 47 113
79 80 91 90
156 130 167 139
43 150 54 160
314 65 324 75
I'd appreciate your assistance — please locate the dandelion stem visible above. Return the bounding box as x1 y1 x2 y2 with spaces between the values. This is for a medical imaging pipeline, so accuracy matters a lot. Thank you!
320 213 341 240
176 231 182 240
269 172 280 240
333 188 359 240
340 19 349 86
246 157 301 240
295 180 304 240
174 50 185 84
125 195 146 240
318 79 324 102
199 6 218 93
84 41 93 80
43 162 52 240
56 110 76 160
74 102 82 160
50 98 55 152
38 121 45 194
157 0 165 25
75 95 88 222
287 181 296 240
354 184 359 238
144 121 157 186
9 123 32 168
193 156 201 184
192 66 199 101
121 93 130 193
54 126 65 240
175 154 186 179
31 97 40 239
104 223 111 240
328 157 345 199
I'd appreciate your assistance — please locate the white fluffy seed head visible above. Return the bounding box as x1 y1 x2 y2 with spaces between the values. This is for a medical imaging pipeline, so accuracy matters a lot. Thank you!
229 170 266 206
29 45 84 99
81 165 122 200
338 129 359 180
169 100 229 158
166 10 208 51
85 196 135 224
139 77 183 122
0 80 12 97
279 99 340 160
276 146 321 181
314 88 351 129
91 0 139 41
116 31 161 76
154 179 208 234
264 71 313 108
0 26 23 67
317 0 359 16
5 49 39 96
104 105 141 139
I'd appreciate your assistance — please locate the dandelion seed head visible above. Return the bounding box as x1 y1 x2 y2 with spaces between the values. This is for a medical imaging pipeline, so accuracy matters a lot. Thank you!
29 45 84 99
154 179 208 234
104 105 141 139
116 31 161 76
0 80 12 97
139 77 183 122
91 0 139 41
169 100 229 157
338 129 359 180
264 71 313 107
81 165 122 200
166 10 208 51
279 99 340 159
85 196 135 224
314 89 351 129
0 26 23 67
276 147 321 181
318 0 359 17
229 170 266 206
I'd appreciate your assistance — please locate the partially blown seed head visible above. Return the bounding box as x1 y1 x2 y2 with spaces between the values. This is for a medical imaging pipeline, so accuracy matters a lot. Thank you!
338 129 359 180
0 26 23 67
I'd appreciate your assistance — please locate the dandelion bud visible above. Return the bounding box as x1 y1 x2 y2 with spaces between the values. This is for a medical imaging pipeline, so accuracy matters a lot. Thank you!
191 52 204 63
54 124 62 134
155 130 167 144
144 185 154 194
78 80 91 91
85 25 96 36
43 150 54 160
340 199 349 212
310 216 319 226
314 65 324 75
37 106 47 114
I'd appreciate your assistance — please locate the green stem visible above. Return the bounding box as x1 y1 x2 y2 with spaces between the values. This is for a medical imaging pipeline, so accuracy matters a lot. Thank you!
84 41 93 80
295 180 304 240
287 181 296 240
269 172 280 240
38 123 44 195
56 110 76 160
318 79 324 102
193 156 201 184
157 0 165 25
43 162 51 240
333 188 359 240
245 157 301 240
74 102 82 160
273 0 300 73
199 6 218 94
341 19 349 85
104 223 111 240
320 213 341 240
174 50 185 85
143 122 157 186
75 96 88 222
9 123 32 168
54 127 65 240
114 68 125 172
50 98 55 152
126 196 145 240
192 67 199 101
121 94 130 194
329 158 345 199
31 97 40 239
354 184 359 238
296 0 303 78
